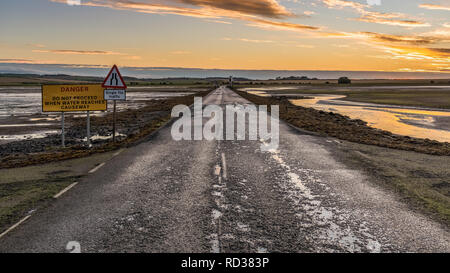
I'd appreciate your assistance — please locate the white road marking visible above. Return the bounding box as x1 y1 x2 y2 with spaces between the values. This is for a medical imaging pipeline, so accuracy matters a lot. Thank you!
221 153 227 180
53 182 78 199
113 149 124 157
0 215 31 239
214 165 222 176
89 162 105 174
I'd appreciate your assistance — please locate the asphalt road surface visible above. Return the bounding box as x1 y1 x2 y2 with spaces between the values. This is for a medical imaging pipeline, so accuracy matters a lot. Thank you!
0 86 448 253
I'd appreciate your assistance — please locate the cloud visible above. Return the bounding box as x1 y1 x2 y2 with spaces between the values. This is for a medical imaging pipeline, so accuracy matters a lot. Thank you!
246 18 320 31
361 36 450 72
0 58 36 64
205 19 232 24
0 58 59 64
295 44 315 48
122 55 142 60
334 29 450 72
222 37 316 48
422 28 450 41
361 32 436 45
220 37 274 43
53 0 293 19
26 43 46 48
33 49 123 55
428 48 450 55
355 15 430 27
50 0 320 33
322 0 366 13
238 38 274 43
419 4 450 11
322 0 430 28
179 0 293 18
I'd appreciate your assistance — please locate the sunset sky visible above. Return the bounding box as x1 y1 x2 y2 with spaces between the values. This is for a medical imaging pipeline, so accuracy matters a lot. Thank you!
1 0 449 72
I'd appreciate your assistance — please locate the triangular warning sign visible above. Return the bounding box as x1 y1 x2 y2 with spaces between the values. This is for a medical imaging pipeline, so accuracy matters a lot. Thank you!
102 65 127 89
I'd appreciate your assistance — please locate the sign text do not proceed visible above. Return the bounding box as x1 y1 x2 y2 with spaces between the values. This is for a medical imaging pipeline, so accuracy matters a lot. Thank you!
42 84 107 112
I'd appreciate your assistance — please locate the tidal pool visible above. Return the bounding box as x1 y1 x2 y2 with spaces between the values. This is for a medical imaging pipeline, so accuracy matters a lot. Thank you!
246 89 450 143
291 95 450 142
0 86 195 142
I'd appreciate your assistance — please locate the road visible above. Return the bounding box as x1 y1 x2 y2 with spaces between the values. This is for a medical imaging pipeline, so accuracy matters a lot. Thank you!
0 86 448 253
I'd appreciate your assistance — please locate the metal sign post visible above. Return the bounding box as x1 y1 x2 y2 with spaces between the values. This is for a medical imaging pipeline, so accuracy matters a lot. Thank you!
102 65 127 143
42 84 107 148
113 101 117 142
87 111 91 148
104 89 126 142
61 112 65 148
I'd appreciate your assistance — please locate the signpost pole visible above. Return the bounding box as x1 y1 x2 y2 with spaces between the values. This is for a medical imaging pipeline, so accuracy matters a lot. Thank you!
113 100 117 142
87 111 91 148
102 65 127 143
61 112 65 148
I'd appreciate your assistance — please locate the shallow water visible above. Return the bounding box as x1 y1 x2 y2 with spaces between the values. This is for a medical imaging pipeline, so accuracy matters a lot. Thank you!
247 89 450 143
0 86 194 142
0 130 59 145
0 87 194 119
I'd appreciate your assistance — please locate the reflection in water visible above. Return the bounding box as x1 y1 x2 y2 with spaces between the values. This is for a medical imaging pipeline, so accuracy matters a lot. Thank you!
0 130 59 144
248 91 271 97
0 86 196 142
290 95 450 142
0 89 195 118
246 89 450 142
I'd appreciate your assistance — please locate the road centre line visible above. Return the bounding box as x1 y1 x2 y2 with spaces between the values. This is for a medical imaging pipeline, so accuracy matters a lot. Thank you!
53 182 79 199
221 153 227 180
89 162 106 174
113 149 124 157
0 215 32 240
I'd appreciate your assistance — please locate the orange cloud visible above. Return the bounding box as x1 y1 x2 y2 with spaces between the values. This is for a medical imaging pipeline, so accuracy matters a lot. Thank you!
179 0 293 18
33 49 123 55
49 0 319 33
246 18 320 32
355 15 430 27
0 59 35 64
419 4 450 11
361 32 436 45
322 0 430 28
322 0 366 12
0 58 58 64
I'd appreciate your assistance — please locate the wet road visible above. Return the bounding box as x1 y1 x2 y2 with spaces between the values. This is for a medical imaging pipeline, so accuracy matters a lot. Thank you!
0 86 448 253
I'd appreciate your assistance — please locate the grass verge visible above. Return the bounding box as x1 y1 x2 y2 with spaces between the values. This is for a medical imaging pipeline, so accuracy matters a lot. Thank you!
335 141 450 227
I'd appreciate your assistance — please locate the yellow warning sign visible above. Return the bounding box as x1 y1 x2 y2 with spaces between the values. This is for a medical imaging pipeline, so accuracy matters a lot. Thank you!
42 84 107 112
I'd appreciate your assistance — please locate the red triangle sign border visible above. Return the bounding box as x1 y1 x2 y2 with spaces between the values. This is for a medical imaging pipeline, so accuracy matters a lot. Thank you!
102 65 127 89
